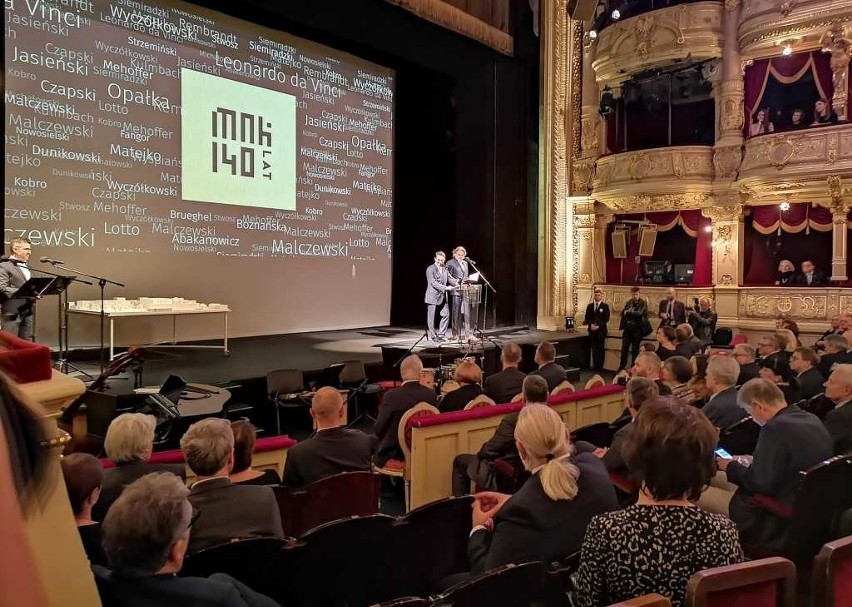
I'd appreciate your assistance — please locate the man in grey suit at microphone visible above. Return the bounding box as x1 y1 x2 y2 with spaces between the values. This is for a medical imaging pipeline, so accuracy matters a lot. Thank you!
0 237 35 339
446 246 471 340
425 251 457 342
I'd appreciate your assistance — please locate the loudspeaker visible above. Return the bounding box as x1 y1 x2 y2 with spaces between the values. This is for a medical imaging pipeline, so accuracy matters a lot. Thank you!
569 0 598 22
638 226 657 257
611 230 627 259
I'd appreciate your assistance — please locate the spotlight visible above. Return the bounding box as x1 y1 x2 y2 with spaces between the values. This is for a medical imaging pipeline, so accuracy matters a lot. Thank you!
780 201 791 211
611 8 621 20
782 44 793 56
599 86 616 119
704 225 712 233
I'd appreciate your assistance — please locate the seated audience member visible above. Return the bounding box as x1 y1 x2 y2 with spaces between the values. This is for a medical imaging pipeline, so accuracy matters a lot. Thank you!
733 344 760 386
842 314 852 345
756 334 786 365
812 98 838 125
374 354 438 467
93 413 186 521
440 360 484 412
483 343 526 404
688 354 710 407
575 399 743 607
687 297 718 345
795 259 827 286
594 377 658 473
655 326 677 361
468 404 618 574
749 108 774 136
790 347 824 400
776 329 798 358
759 355 801 405
815 315 843 351
789 108 807 130
530 341 568 391
61 452 108 566
702 356 748 429
452 375 549 495
822 364 852 454
661 356 696 404
674 324 703 358
777 317 801 341
631 351 672 396
282 387 374 486
97 473 279 607
181 418 283 554
819 334 851 378
774 260 795 285
706 379 832 547
228 421 280 486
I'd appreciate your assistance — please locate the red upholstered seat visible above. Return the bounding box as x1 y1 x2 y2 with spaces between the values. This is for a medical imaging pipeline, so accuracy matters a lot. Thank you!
730 335 747 346
698 580 777 607
382 459 404 472
609 472 635 494
686 557 795 607
749 494 793 518
812 534 852 607
0 330 52 383
101 435 297 469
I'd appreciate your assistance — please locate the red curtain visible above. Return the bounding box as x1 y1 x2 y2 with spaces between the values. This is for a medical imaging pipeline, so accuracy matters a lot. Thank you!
694 215 712 285
744 51 836 135
749 203 833 234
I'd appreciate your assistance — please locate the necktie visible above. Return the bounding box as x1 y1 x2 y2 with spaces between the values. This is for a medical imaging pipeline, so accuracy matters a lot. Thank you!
808 273 812 285
668 301 673 319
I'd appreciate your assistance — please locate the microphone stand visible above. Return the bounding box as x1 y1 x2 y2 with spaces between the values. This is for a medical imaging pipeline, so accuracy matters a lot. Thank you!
31 264 94 379
466 259 496 332
392 330 428 384
48 261 124 374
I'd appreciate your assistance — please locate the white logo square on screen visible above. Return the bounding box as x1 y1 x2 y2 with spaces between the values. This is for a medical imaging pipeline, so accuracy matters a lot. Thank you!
181 68 296 210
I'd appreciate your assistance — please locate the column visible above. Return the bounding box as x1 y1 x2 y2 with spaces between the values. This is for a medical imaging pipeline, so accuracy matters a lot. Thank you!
701 204 743 287
821 28 851 122
712 0 744 182
829 176 850 282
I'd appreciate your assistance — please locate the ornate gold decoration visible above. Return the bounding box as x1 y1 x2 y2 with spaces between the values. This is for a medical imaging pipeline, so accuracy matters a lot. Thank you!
702 205 743 222
580 272 592 284
575 214 596 229
580 116 600 154
741 58 754 75
383 0 513 55
628 153 651 180
605 192 710 213
572 160 595 193
724 0 741 10
767 136 797 169
570 20 583 314
713 145 744 180
740 292 827 319
821 27 852 121
740 11 852 54
720 273 735 285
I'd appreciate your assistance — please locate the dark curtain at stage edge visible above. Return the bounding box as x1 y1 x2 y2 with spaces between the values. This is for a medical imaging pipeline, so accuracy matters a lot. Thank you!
604 211 711 285
743 51 835 133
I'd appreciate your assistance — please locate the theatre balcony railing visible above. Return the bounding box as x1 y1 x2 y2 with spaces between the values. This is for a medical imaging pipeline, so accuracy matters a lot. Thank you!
591 1 723 86
738 0 852 58
591 145 715 213
737 122 852 201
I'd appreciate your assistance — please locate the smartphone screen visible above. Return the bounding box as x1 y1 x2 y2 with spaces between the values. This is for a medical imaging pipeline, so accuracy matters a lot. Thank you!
714 448 732 459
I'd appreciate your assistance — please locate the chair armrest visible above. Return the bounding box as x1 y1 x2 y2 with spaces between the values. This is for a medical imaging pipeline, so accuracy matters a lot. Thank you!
748 494 793 518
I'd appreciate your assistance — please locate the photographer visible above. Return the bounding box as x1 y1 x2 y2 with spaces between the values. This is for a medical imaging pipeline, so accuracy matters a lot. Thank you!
618 287 650 371
688 296 718 346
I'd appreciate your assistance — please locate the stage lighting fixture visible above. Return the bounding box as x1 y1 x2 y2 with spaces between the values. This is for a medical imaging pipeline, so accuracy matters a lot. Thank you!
780 201 791 211
611 8 621 19
782 44 793 56
589 28 598 40
599 86 616 118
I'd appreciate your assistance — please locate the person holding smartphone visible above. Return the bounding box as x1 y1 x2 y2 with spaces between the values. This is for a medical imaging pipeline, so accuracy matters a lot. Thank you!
688 297 718 346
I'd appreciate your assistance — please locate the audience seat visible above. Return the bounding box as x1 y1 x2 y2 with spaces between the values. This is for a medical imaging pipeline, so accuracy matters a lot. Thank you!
510 392 524 403
180 537 290 601
718 416 760 456
584 374 606 390
273 471 380 537
492 455 531 494
609 594 672 607
373 402 440 511
546 550 581 606
797 394 835 420
267 369 309 435
812 535 852 607
551 380 575 396
571 422 613 448
431 561 548 607
747 455 852 570
685 557 795 607
464 394 496 410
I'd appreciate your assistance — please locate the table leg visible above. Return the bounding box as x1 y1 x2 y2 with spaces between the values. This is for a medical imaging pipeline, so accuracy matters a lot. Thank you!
224 312 230 356
109 318 115 361
172 314 177 345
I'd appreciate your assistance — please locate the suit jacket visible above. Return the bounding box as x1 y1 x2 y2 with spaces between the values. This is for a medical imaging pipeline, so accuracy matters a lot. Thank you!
477 411 520 461
373 381 438 465
483 367 526 404
689 310 718 344
657 299 686 327
0 259 32 317
737 362 760 386
823 402 852 455
424 263 457 305
467 454 618 574
584 302 611 334
797 367 825 400
92 567 280 607
795 270 827 286
281 426 375 487
819 351 852 379
439 383 483 413
727 405 833 510
600 422 632 472
445 257 470 290
702 387 749 429
531 362 568 392
187 477 283 554
93 460 186 521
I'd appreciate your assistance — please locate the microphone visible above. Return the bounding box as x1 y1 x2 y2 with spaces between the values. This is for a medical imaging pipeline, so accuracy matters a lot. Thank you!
40 256 64 265
465 257 477 264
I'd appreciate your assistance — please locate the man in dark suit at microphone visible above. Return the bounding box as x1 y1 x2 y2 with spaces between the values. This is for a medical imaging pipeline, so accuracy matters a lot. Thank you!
0 237 36 339
446 245 471 340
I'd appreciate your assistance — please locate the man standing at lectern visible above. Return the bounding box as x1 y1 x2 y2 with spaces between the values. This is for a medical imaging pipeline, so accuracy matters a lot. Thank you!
425 251 457 342
0 237 35 340
446 246 470 339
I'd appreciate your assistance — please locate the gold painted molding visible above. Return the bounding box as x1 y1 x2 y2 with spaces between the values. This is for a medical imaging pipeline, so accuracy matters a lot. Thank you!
384 0 514 55
738 1 852 59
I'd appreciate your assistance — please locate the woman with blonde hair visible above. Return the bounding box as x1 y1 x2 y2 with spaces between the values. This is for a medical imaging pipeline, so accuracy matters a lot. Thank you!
439 359 484 412
467 404 618 574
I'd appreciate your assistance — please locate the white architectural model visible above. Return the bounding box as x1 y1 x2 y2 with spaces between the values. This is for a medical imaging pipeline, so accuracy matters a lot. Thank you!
68 297 228 313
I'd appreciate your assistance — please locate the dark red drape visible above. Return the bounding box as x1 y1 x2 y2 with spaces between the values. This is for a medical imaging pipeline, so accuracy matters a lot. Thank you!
694 215 712 285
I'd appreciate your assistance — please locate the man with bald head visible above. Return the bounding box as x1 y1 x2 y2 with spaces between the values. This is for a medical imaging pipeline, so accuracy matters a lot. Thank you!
658 287 686 328
483 343 526 403
282 387 375 486
374 355 438 466
823 364 852 455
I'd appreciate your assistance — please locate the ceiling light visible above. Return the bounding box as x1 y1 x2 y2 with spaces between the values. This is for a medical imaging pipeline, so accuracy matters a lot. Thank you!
782 44 793 56
704 225 712 233
611 9 621 20
780 201 791 211
589 29 598 40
